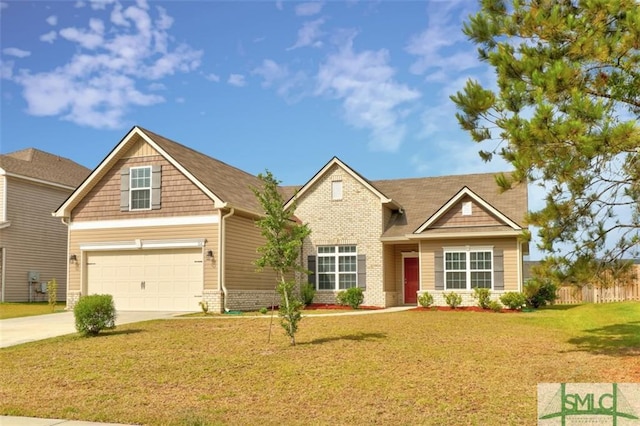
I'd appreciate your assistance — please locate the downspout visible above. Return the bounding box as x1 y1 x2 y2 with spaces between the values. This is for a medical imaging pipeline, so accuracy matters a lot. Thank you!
61 217 71 306
219 207 235 312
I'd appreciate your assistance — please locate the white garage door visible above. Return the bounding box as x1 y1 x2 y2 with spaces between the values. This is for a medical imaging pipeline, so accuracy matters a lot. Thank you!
87 249 203 311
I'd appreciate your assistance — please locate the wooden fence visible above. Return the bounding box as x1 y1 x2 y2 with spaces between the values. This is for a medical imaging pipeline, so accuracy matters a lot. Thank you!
556 280 640 304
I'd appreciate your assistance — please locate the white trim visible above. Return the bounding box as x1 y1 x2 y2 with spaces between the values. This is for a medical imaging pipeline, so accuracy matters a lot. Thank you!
405 230 522 240
69 215 219 230
415 186 521 233
80 238 206 251
0 221 10 230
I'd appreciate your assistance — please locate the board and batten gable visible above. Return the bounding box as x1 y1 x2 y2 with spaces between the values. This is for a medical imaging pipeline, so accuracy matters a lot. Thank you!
295 163 389 307
2 176 72 301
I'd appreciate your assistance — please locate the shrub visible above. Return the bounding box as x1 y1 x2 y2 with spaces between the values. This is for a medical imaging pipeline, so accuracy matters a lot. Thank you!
488 300 503 312
524 279 558 308
47 278 58 312
472 287 492 309
74 294 116 336
443 291 462 309
418 292 434 308
336 287 364 309
259 307 268 315
500 292 527 310
300 283 316 306
198 300 209 315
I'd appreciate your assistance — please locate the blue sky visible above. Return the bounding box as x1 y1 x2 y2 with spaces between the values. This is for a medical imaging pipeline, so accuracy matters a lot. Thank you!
1 0 544 256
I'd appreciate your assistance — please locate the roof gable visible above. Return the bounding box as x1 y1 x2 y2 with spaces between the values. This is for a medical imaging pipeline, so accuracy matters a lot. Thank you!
54 126 265 218
0 148 90 189
283 157 401 210
415 186 522 233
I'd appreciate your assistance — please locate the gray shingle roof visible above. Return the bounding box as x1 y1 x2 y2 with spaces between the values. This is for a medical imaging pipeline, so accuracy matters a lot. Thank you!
140 127 268 213
373 173 528 237
0 148 91 188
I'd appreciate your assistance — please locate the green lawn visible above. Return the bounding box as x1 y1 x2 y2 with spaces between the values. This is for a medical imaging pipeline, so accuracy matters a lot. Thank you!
0 302 638 425
0 302 67 319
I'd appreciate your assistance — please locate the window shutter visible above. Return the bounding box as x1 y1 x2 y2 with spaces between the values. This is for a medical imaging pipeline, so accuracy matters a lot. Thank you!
307 255 316 286
434 250 444 290
493 249 504 290
151 165 162 210
120 169 130 211
357 254 366 290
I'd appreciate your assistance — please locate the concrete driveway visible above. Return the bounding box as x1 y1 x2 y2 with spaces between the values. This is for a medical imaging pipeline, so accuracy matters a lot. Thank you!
0 311 183 348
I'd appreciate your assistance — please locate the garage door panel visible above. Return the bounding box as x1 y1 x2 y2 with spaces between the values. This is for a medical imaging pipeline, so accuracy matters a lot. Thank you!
87 249 203 312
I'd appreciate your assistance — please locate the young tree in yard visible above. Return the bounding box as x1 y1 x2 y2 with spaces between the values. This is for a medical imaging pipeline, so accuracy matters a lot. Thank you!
451 0 640 282
252 170 311 345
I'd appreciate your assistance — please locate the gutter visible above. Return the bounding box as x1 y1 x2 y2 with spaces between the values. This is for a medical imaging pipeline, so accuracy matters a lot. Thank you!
219 207 235 312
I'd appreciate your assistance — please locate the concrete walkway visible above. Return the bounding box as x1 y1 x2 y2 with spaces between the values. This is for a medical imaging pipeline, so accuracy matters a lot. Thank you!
0 310 181 348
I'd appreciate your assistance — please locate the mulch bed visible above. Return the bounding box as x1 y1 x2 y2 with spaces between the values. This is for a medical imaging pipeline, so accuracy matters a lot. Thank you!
305 303 383 310
410 306 523 313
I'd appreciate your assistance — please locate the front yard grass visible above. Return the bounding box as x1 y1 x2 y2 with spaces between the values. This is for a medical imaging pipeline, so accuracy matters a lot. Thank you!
0 302 638 425
0 302 67 319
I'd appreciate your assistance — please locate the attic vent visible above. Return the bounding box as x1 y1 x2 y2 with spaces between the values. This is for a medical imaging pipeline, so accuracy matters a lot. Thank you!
332 180 343 201
462 201 472 216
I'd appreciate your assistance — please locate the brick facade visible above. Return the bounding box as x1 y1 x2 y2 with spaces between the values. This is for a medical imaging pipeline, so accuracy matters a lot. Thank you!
296 164 392 307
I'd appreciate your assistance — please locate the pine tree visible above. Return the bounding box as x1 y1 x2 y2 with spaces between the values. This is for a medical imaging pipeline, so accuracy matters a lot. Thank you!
451 0 640 281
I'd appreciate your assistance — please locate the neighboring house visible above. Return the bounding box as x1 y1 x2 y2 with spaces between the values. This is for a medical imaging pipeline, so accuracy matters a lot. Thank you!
54 126 528 312
0 149 91 302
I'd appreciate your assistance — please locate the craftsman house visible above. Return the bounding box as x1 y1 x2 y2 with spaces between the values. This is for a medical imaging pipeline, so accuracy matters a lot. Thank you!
54 126 528 312
0 149 90 302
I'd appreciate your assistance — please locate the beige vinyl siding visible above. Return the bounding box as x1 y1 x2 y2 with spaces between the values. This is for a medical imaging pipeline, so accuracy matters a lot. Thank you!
68 223 218 295
72 155 215 221
430 196 503 229
2 177 72 301
224 214 280 291
0 175 5 221
419 237 520 292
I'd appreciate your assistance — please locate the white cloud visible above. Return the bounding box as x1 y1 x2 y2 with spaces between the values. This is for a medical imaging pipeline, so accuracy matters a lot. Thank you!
316 35 421 152
295 2 323 16
287 18 324 50
228 74 246 87
1 60 13 79
253 59 308 102
40 31 57 43
405 0 479 81
3 48 31 58
46 15 58 26
205 73 220 82
275 1 284 11
0 2 8 9
4 1 202 129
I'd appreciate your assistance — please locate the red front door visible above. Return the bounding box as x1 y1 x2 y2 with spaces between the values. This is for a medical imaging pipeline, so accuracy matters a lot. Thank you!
404 257 419 304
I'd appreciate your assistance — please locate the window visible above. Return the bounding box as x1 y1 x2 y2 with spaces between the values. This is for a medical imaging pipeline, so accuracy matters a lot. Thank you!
317 245 357 290
444 248 493 290
130 166 151 210
331 180 343 200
